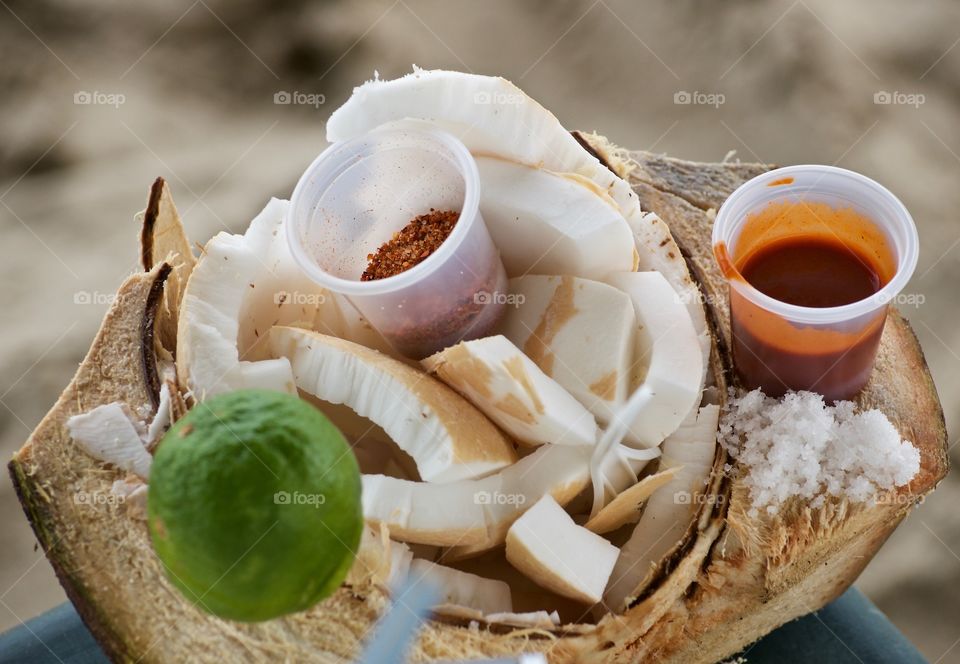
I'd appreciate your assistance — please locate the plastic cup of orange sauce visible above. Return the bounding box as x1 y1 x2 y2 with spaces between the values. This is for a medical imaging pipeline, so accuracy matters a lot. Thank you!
712 165 919 401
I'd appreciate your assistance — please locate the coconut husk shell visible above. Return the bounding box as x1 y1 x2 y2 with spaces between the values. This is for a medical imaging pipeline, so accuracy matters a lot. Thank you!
138 177 196 357
9 139 948 663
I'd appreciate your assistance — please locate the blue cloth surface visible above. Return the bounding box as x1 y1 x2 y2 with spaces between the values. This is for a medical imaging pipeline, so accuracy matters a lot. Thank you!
0 587 927 663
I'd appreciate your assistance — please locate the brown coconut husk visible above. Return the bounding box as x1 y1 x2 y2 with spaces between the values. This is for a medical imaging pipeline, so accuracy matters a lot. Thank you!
9 139 948 663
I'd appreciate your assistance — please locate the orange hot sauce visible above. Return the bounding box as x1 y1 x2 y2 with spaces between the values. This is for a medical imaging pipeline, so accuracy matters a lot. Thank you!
716 199 898 401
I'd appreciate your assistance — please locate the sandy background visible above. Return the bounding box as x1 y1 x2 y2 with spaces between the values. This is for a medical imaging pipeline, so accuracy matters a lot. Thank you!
1 0 958 660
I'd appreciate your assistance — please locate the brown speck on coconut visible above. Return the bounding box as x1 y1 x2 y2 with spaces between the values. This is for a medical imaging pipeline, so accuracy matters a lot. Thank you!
178 424 193 438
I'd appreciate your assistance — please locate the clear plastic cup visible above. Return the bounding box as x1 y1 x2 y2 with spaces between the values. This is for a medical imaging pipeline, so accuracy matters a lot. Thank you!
287 125 507 359
712 165 919 401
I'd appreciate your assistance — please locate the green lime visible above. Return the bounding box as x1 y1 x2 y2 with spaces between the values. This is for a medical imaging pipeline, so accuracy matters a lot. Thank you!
147 389 362 622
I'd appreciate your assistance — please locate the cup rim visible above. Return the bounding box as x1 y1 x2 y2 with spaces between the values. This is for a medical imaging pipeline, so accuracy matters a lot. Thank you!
287 125 481 296
712 164 919 324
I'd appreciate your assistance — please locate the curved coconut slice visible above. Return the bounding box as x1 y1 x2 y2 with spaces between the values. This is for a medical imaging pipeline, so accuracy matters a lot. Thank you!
408 559 512 615
499 276 636 425
583 465 681 534
176 198 340 399
361 443 596 548
270 326 517 483
475 157 635 280
606 271 704 448
327 70 612 187
327 68 709 368
506 495 619 604
67 403 152 480
603 405 719 612
422 335 598 447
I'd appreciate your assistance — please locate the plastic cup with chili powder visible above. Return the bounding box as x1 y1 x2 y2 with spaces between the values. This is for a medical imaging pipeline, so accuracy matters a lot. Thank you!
287 125 507 359
712 165 919 401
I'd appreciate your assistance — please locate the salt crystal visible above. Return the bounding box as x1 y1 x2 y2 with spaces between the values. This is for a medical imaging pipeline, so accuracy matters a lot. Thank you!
719 389 921 517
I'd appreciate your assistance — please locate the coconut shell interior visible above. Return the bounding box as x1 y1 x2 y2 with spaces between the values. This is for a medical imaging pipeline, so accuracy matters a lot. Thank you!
8 140 948 663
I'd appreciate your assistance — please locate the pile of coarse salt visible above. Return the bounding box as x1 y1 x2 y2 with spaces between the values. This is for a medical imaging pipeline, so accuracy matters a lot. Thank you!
719 389 921 517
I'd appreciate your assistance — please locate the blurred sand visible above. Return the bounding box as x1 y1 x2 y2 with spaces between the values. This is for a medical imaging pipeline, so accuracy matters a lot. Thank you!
1 0 958 660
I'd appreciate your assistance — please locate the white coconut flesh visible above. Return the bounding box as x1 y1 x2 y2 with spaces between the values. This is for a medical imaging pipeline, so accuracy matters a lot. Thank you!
583 465 681 535
628 210 711 374
269 326 517 483
360 443 596 549
505 495 619 605
67 403 153 480
177 198 338 399
604 271 704 448
474 156 635 280
498 275 636 426
327 70 616 192
325 68 708 352
603 405 719 612
408 559 513 615
422 335 598 447
144 380 173 451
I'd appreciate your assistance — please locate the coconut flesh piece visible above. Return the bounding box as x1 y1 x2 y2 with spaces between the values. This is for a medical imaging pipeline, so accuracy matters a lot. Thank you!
270 326 517 483
408 559 513 615
604 271 704 448
348 527 516 625
474 156 636 280
422 335 598 447
378 439 659 563
603 405 719 613
629 210 712 375
505 495 619 605
583 271 705 514
325 68 708 360
145 381 172 450
176 197 397 402
177 199 322 398
67 403 153 480
498 275 636 427
364 442 604 548
583 465 681 534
